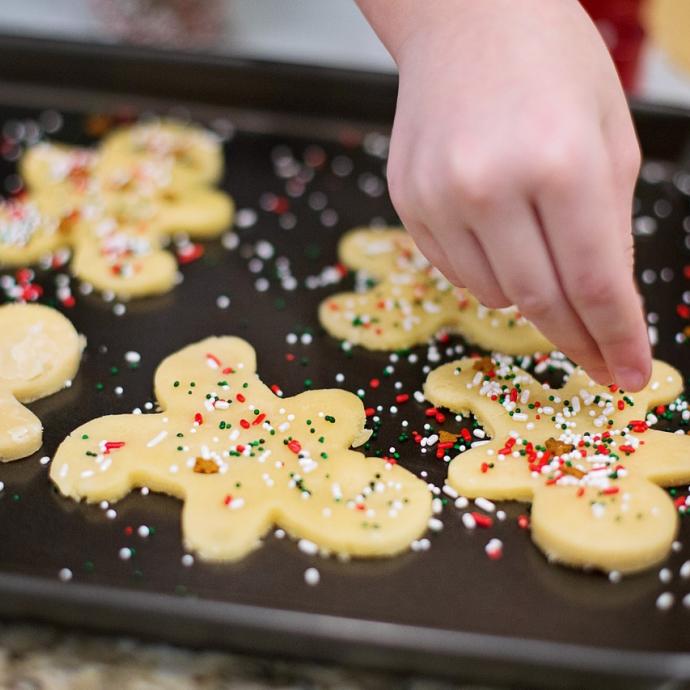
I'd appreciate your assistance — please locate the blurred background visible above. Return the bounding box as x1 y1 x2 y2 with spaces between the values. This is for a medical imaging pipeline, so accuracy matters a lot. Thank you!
0 0 688 108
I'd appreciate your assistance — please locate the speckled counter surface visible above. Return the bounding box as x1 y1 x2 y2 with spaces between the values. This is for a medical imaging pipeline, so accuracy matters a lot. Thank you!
0 624 496 690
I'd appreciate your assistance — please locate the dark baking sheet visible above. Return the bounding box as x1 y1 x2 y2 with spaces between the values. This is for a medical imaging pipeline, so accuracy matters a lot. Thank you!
0 36 689 690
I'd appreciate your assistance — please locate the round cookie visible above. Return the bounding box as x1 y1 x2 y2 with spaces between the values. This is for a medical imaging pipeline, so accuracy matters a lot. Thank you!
0 304 83 461
99 120 223 190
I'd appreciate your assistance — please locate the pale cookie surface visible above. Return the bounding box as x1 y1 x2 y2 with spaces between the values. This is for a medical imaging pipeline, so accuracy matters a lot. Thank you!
4 120 233 298
50 336 432 562
98 120 223 190
0 195 68 267
0 304 82 462
319 228 552 354
424 355 690 574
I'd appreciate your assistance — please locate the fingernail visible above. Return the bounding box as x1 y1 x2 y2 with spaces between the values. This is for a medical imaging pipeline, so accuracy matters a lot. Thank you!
613 367 646 392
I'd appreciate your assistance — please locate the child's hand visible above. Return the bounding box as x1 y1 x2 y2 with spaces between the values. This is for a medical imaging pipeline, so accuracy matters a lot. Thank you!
357 0 650 391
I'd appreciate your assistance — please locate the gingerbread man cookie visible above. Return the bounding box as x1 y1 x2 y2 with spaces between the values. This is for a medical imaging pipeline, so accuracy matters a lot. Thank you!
50 336 432 561
0 304 82 462
2 120 233 298
424 355 690 573
319 228 552 354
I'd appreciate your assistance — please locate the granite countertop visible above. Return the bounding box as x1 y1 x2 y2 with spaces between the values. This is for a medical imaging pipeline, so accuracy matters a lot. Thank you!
0 623 493 690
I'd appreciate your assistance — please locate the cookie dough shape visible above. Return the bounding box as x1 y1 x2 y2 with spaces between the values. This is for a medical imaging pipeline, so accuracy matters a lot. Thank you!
0 191 80 267
51 336 432 561
99 120 223 190
319 228 552 354
5 120 233 297
424 356 690 574
0 304 82 461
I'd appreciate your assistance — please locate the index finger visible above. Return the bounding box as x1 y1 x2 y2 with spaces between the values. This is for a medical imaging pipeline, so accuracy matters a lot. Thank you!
536 142 651 392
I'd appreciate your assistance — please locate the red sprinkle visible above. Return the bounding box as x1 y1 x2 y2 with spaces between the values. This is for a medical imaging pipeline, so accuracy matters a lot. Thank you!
177 243 204 265
287 439 302 454
472 512 493 528
395 393 410 404
194 413 203 426
104 441 125 454
206 353 221 368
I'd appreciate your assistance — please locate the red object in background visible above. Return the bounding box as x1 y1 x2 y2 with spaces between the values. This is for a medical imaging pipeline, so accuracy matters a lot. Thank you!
580 0 646 92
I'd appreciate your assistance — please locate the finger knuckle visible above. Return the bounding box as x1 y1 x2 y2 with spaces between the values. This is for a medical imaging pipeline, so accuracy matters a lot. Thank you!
566 272 618 308
448 156 494 208
533 143 580 188
514 288 555 321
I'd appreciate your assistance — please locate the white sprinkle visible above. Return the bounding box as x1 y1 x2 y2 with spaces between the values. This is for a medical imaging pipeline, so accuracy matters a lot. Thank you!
124 351 141 364
680 560 690 579
0 481 5 492
411 538 431 552
274 529 286 539
39 456 51 465
298 539 318 555
475 497 496 513
146 430 168 448
442 484 458 499
105 509 117 519
684 594 690 609
118 547 132 561
58 568 73 582
656 592 674 611
659 568 673 584
608 570 622 584
216 295 231 309
485 538 503 558
462 512 476 530
454 496 469 509
181 554 194 567
137 525 150 538
304 567 320 586
428 517 444 532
